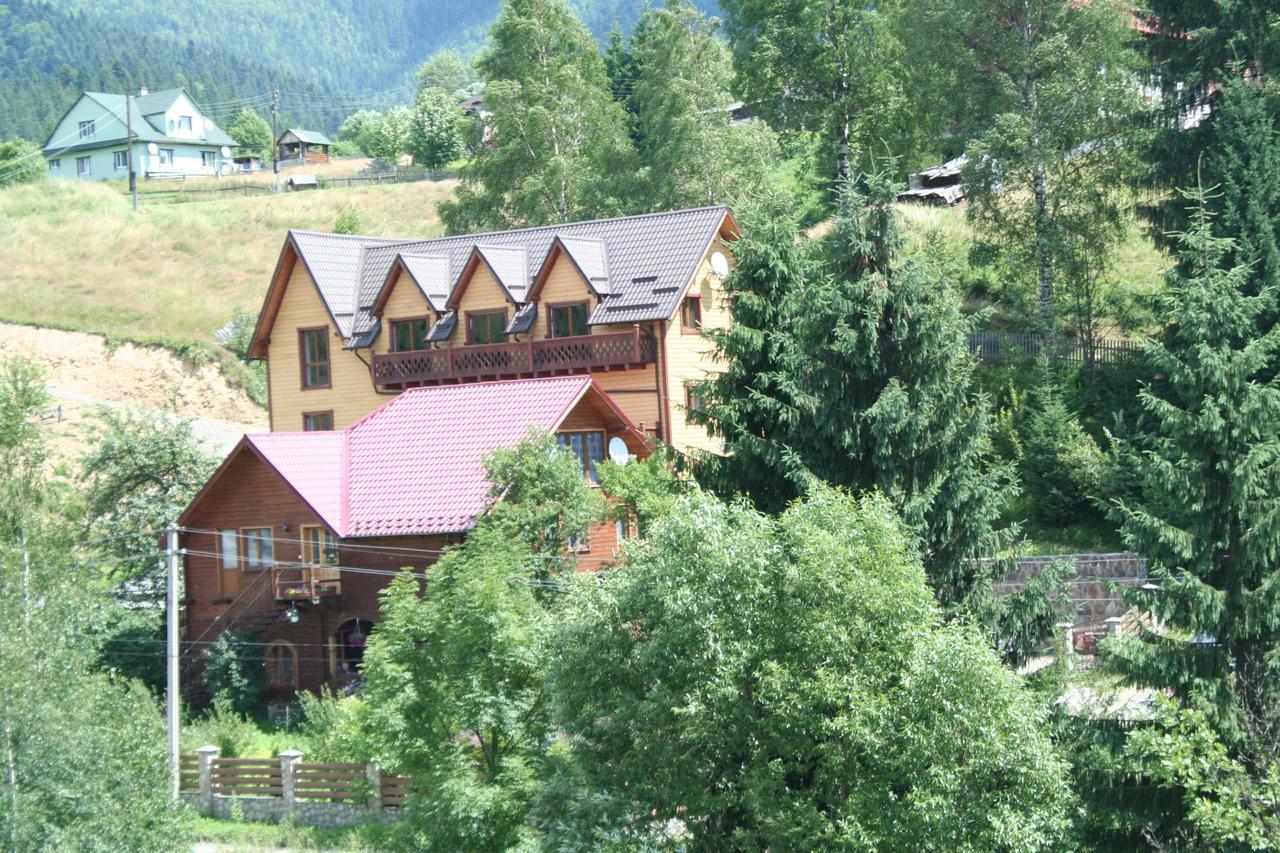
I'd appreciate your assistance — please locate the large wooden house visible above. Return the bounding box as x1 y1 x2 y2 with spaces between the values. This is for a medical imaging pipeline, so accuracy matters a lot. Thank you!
247 205 739 453
180 377 649 696
182 207 740 697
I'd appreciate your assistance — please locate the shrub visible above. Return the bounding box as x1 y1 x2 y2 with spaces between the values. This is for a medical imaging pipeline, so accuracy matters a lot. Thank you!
296 688 371 763
334 206 362 235
201 630 265 715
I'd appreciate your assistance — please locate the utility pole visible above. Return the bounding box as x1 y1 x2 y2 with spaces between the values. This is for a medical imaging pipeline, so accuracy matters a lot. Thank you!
271 87 280 193
166 524 181 799
126 91 137 212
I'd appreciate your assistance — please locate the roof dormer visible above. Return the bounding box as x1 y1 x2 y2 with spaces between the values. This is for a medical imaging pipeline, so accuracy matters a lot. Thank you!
372 252 452 317
529 235 612 301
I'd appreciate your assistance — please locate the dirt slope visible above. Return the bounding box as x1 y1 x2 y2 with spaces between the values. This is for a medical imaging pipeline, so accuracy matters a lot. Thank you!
0 322 265 464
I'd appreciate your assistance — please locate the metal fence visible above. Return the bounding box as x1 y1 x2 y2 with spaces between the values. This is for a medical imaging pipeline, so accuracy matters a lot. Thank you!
968 330 1143 365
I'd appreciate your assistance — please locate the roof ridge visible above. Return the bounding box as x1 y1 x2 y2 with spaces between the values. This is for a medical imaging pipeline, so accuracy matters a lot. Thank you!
289 228 421 243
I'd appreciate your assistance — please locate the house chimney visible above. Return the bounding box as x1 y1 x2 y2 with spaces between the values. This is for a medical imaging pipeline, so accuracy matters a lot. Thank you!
138 85 148 97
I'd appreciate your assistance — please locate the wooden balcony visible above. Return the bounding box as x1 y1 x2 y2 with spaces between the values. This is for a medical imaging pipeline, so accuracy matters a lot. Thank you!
272 566 341 604
371 326 658 389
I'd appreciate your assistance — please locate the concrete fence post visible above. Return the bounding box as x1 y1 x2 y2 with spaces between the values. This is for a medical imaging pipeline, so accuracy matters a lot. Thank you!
196 745 219 816
279 750 304 810
366 763 382 813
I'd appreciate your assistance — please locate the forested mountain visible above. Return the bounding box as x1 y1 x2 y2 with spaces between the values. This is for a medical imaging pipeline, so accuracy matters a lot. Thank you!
2 0 718 143
0 0 354 142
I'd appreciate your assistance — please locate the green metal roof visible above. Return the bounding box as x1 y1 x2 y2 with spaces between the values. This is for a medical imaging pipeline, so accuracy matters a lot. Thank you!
44 90 237 154
281 128 333 146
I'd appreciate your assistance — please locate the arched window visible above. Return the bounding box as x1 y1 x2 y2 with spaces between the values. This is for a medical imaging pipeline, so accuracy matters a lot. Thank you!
265 641 298 689
333 618 372 675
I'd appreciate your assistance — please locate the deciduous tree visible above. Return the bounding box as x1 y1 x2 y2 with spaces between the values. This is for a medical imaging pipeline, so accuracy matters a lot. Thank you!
225 108 272 160
408 87 465 171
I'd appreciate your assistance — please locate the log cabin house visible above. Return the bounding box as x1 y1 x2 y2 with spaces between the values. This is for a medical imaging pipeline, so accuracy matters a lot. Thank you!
180 376 649 698
182 207 740 698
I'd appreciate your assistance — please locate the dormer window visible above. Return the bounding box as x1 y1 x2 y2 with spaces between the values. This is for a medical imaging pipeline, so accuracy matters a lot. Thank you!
78 120 94 138
467 310 507 345
391 318 429 352
549 302 589 338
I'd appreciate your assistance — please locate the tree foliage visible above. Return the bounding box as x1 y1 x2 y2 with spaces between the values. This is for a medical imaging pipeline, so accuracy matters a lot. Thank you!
438 0 633 233
1104 188 1280 846
0 360 187 851
225 108 272 160
547 487 1073 849
626 0 779 211
408 87 465 171
415 50 479 101
0 138 42 186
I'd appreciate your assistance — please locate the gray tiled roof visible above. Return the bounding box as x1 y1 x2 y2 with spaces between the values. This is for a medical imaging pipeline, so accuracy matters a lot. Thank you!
397 254 452 312
287 205 730 347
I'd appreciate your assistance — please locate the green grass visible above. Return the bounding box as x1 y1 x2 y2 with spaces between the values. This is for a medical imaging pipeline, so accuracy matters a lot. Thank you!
189 814 397 851
0 177 455 351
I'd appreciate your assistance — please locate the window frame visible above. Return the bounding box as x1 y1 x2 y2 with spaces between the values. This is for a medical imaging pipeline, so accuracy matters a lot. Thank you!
680 296 703 334
200 150 216 167
113 150 128 170
75 156 91 176
465 309 508 345
556 430 606 483
302 410 335 432
547 301 590 339
178 115 194 132
684 381 706 416
301 524 338 567
265 641 299 689
48 159 60 170
390 316 431 352
78 120 94 139
158 148 175 166
298 326 332 390
239 527 275 570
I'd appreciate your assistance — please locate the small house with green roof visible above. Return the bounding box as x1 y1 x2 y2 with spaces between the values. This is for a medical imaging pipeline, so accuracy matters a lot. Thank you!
43 86 238 180
276 129 332 164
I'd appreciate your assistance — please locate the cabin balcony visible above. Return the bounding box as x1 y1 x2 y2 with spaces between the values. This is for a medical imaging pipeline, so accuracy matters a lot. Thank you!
371 326 657 390
271 565 342 604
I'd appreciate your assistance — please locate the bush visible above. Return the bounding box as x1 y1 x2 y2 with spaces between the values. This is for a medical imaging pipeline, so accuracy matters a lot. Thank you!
0 138 44 187
296 688 371 763
334 206 362 235
202 630 265 715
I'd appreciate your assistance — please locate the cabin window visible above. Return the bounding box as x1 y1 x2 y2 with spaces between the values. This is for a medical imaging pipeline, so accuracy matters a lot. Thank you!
302 525 340 593
219 529 239 569
241 527 274 569
179 115 193 132
201 151 216 167
113 151 128 169
391 318 430 352
467 310 507 345
616 516 635 542
48 159 60 170
333 618 372 675
568 530 590 553
158 149 174 166
76 156 91 177
78 120 95 139
303 411 334 431
684 381 706 415
265 641 298 689
680 296 702 333
299 328 331 389
556 431 605 482
549 302 589 338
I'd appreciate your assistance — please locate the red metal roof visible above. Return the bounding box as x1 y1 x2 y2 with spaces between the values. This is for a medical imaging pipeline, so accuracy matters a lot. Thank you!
237 376 638 538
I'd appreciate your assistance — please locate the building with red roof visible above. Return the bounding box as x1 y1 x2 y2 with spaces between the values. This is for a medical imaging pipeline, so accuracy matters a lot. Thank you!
179 376 649 698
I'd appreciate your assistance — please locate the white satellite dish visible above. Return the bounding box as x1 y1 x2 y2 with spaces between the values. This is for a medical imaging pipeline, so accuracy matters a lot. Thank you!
146 142 158 155
710 250 730 278
220 146 231 157
607 436 630 465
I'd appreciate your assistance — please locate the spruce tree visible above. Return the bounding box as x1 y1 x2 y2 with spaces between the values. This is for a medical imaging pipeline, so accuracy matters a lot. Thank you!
688 194 808 512
789 173 1013 605
1107 186 1280 743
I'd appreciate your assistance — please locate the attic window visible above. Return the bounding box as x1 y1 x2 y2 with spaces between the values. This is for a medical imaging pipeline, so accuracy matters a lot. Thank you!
680 297 702 333
78 120 94 139
178 115 193 132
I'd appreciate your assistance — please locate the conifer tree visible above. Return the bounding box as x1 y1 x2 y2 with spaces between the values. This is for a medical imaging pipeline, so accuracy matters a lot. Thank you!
438 0 634 233
1107 187 1280 743
1105 189 1280 845
687 195 809 512
790 173 1013 604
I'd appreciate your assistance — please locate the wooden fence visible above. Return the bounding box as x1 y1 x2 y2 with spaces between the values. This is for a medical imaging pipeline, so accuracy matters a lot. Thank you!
181 751 409 808
968 330 1142 366
127 168 454 205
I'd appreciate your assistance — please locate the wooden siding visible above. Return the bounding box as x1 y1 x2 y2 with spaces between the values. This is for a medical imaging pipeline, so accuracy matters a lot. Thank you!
450 263 515 344
266 263 388 431
662 238 734 453
529 254 596 341
373 270 436 355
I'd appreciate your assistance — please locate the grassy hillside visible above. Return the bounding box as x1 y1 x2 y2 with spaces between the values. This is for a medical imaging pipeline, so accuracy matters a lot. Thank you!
0 178 455 350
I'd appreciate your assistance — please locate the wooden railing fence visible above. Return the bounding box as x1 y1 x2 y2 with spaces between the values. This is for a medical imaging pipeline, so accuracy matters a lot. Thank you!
968 330 1142 366
181 750 410 811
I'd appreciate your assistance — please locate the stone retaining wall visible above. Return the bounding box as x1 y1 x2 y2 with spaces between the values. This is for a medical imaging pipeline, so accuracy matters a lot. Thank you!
986 552 1148 628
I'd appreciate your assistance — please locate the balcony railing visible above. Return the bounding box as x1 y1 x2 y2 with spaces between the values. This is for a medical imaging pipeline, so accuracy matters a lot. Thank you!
371 325 657 388
272 565 342 603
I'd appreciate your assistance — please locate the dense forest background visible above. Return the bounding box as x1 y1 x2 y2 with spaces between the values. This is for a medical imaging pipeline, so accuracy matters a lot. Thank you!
0 0 717 142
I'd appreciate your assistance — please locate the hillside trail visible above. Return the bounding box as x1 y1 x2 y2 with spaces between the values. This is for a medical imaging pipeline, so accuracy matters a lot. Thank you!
0 322 265 464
